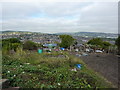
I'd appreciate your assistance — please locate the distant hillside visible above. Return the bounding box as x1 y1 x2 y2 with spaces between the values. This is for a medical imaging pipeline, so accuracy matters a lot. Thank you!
1 31 55 36
1 31 29 34
55 32 118 38
1 31 15 33
1 31 118 38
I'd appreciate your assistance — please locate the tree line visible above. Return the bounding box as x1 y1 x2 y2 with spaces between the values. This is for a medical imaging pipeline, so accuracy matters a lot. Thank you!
1 35 120 55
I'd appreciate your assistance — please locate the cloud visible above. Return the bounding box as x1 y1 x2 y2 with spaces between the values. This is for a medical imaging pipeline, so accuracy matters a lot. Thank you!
79 2 118 33
1 0 119 2
1 2 118 34
2 2 92 19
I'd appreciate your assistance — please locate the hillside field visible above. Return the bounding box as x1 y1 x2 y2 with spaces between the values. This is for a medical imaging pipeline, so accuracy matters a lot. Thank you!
2 50 114 88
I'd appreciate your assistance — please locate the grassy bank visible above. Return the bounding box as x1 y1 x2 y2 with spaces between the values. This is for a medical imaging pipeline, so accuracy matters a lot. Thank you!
2 49 113 88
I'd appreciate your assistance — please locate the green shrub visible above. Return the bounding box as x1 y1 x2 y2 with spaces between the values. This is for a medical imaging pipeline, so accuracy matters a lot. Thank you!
2 51 113 88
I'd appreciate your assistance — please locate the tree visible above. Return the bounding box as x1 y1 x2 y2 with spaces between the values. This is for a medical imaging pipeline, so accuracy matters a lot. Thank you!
87 38 103 46
87 38 111 52
23 40 37 50
2 38 21 45
2 38 21 51
73 41 78 46
102 41 111 53
102 41 111 49
115 36 120 55
59 35 75 48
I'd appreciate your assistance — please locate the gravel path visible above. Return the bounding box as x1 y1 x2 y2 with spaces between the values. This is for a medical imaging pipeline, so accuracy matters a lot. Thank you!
79 53 118 88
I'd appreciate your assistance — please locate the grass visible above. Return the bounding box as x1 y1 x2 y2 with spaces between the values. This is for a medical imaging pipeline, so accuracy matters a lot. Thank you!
2 49 114 88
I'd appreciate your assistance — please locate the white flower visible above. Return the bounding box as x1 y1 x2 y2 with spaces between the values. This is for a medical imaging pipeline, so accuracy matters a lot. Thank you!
58 83 61 86
7 71 10 73
22 72 25 73
13 75 16 77
71 68 77 72
20 65 22 67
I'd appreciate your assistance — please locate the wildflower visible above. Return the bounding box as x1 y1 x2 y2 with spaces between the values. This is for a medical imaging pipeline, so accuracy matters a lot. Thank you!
58 83 61 86
22 72 25 73
13 75 16 77
38 65 40 66
71 68 77 72
20 65 22 67
7 71 10 73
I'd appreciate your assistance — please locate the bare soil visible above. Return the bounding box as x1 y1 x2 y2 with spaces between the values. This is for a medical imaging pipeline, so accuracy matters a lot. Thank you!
79 53 118 88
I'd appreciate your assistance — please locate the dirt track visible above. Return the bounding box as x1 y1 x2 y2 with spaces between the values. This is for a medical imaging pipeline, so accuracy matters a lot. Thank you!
79 53 118 88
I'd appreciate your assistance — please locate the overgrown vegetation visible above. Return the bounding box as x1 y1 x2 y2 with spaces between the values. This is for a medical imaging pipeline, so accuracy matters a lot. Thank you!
23 40 38 50
2 49 113 88
1 37 114 88
115 36 120 55
2 38 41 54
2 38 22 52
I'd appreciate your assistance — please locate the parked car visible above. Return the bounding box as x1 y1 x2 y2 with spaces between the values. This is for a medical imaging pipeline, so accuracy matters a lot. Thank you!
95 50 103 53
82 53 88 56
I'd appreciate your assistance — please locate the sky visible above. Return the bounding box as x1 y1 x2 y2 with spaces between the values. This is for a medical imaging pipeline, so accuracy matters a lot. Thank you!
0 0 119 34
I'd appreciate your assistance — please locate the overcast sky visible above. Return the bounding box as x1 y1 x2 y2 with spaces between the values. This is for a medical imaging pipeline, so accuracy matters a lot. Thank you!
0 0 118 34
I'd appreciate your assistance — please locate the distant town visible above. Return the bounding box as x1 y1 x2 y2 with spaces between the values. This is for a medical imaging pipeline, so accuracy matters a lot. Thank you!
0 31 118 45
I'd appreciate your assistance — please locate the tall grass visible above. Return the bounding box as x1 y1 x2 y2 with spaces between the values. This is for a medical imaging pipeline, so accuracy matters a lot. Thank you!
2 49 114 88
